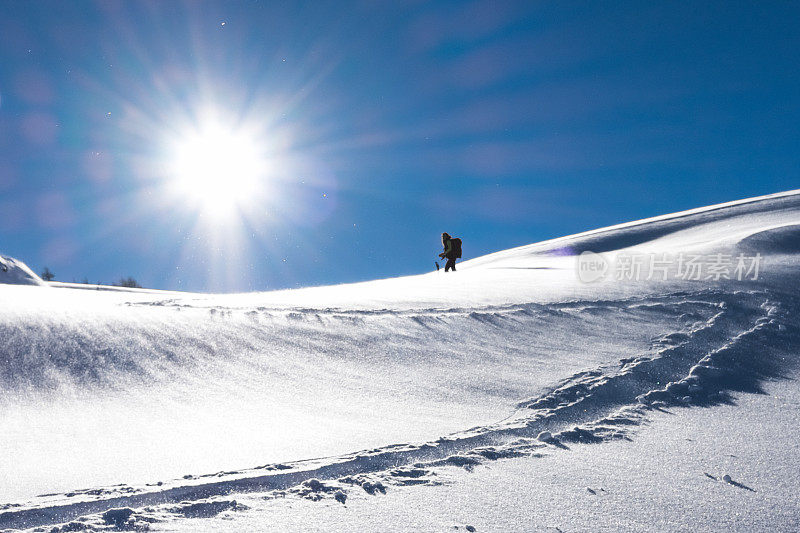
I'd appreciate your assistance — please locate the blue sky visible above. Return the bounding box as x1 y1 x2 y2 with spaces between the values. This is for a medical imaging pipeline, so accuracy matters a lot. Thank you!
0 0 798 291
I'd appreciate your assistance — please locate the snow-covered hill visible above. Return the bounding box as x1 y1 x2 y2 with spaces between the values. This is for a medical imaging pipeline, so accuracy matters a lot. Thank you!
0 256 45 286
2 190 800 532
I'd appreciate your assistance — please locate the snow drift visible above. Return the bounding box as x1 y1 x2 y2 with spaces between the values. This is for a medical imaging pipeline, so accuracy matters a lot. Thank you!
2 190 800 531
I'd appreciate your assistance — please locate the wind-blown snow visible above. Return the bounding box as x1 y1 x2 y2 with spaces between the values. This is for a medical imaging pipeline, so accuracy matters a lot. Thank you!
2 190 800 531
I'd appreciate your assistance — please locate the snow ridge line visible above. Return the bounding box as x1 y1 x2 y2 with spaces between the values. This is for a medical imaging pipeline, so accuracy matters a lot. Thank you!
463 188 800 264
124 289 724 317
2 292 786 531
0 291 720 399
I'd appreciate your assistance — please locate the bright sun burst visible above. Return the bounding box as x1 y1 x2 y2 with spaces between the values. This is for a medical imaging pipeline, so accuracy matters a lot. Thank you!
167 116 268 219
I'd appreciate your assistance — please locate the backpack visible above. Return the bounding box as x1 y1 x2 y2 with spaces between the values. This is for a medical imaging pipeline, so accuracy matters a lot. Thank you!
451 237 462 258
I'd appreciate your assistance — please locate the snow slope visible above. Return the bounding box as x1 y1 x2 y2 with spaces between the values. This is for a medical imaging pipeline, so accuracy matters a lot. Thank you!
1 190 800 531
0 256 45 286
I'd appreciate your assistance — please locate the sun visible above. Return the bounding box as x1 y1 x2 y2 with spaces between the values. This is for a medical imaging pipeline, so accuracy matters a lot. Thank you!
166 117 268 218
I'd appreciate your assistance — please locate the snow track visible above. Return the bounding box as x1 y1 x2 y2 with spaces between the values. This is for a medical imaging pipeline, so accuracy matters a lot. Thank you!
2 289 796 531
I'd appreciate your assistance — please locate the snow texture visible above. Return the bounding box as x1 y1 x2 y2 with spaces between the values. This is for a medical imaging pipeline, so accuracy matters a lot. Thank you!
2 189 800 531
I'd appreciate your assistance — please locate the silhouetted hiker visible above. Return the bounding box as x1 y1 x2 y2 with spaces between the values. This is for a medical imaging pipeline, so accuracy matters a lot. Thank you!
439 232 462 272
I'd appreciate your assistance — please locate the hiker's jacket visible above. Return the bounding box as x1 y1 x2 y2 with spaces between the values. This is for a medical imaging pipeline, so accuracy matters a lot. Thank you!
442 238 455 259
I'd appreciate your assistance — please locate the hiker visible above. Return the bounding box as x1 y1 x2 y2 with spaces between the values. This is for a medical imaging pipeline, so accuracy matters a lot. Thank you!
439 232 461 272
